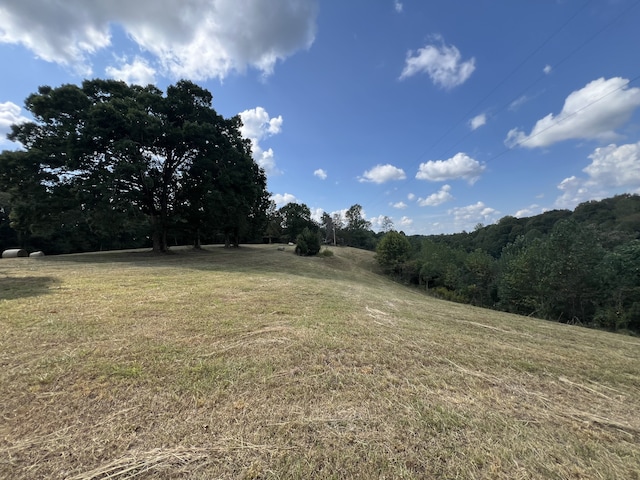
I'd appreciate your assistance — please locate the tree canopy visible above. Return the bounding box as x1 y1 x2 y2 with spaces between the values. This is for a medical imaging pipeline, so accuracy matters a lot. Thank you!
0 79 267 253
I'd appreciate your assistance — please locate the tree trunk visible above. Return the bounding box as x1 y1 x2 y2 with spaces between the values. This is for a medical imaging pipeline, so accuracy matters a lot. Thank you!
150 214 169 253
193 228 202 249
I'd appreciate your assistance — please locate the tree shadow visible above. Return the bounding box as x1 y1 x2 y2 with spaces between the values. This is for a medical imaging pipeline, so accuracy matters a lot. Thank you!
0 275 61 301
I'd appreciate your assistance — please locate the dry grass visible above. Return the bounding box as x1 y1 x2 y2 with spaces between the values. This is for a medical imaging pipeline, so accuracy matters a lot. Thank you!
1 244 639 479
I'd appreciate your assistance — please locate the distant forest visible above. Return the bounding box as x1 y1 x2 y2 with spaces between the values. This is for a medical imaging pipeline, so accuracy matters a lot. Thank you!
376 194 640 334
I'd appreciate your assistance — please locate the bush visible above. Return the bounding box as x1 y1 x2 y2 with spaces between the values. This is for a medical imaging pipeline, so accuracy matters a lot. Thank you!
295 227 321 256
318 247 334 257
433 287 468 304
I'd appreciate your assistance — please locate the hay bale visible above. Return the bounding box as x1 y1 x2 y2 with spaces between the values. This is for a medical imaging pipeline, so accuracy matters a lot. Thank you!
29 251 45 257
2 248 28 258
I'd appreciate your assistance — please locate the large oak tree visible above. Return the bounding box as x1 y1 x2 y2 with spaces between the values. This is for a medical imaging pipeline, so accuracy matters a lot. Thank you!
1 79 267 253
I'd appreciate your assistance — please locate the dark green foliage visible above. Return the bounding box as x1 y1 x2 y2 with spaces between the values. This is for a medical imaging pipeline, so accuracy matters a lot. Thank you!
0 191 18 251
376 231 411 274
344 204 376 249
279 202 316 243
461 249 497 307
295 227 321 256
598 240 640 331
497 220 605 322
382 195 640 334
0 79 268 254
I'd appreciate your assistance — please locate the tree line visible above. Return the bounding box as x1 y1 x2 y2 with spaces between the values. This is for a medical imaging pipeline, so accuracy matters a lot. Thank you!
376 194 640 334
0 79 382 255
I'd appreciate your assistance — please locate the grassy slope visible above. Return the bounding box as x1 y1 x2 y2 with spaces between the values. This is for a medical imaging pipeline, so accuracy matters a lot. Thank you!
1 245 639 479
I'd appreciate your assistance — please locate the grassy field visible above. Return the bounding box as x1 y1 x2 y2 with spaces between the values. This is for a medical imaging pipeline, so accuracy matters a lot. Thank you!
1 244 639 479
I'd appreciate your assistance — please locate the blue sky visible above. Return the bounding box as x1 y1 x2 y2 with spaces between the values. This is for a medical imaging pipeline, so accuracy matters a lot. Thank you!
1 0 640 234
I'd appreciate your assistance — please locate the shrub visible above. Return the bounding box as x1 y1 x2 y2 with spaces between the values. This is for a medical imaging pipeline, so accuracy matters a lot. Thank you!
295 227 321 256
433 287 468 304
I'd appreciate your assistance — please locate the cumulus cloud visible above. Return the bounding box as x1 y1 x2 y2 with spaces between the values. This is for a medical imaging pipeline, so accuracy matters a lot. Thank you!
359 164 406 184
554 176 598 209
418 184 454 206
399 216 413 227
310 207 324 223
407 193 416 201
369 215 387 230
543 64 552 75
469 113 486 131
0 0 318 80
0 101 29 145
584 142 640 188
449 201 499 226
313 168 327 180
270 192 298 207
514 205 541 218
400 36 475 89
416 152 485 184
239 107 283 175
505 77 640 148
394 0 403 12
106 56 156 85
392 201 407 209
555 141 640 208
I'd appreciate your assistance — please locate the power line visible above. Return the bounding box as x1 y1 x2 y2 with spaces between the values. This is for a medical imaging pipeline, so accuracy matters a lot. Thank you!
489 73 640 161
431 0 640 163
417 0 594 163
368 1 640 222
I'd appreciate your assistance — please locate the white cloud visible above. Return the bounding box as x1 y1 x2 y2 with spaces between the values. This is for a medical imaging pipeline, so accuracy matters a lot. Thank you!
369 215 387 230
584 142 640 188
310 207 324 223
543 64 552 75
554 176 599 209
407 193 416 201
270 193 298 207
313 168 327 180
392 201 407 209
449 201 499 227
555 141 640 209
0 101 29 145
399 216 413 227
509 94 531 111
106 56 156 85
416 152 485 184
505 77 640 148
359 163 406 184
0 0 318 80
399 36 475 89
469 113 486 131
418 184 454 206
239 107 283 175
514 204 540 218
394 0 403 13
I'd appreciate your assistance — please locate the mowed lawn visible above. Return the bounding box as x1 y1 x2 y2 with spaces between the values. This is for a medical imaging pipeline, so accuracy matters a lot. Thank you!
1 245 639 479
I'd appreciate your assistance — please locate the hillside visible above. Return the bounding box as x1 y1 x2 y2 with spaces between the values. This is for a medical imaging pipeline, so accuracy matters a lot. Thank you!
1 245 639 479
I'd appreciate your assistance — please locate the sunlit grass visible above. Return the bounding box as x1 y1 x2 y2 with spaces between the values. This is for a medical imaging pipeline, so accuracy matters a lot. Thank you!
1 244 639 479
